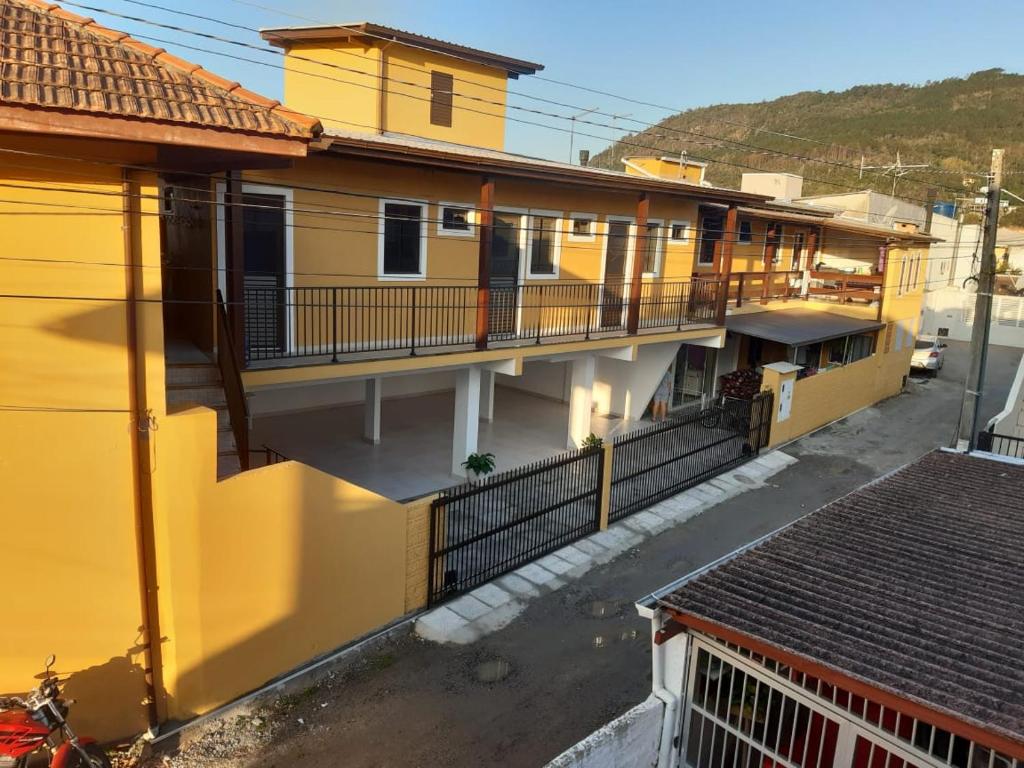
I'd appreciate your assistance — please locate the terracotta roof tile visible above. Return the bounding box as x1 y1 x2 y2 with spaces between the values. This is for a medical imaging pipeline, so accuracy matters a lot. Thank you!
661 450 1024 747
0 0 320 138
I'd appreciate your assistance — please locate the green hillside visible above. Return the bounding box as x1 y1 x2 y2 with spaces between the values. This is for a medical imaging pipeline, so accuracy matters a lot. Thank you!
591 69 1024 215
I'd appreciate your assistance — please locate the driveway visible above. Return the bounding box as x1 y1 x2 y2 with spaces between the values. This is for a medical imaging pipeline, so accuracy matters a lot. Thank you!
148 341 1020 768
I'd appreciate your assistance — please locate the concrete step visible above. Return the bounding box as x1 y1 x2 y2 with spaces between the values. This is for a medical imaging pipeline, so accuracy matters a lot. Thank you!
167 385 227 409
217 428 238 455
166 363 221 387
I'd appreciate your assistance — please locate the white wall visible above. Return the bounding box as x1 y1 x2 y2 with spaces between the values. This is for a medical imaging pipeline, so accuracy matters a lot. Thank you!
989 352 1024 436
545 696 663 768
497 359 569 402
249 370 457 415
594 342 682 420
922 286 1024 348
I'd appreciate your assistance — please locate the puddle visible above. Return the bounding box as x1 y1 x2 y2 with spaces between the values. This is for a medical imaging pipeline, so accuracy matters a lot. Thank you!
474 658 512 683
731 473 756 485
585 599 623 619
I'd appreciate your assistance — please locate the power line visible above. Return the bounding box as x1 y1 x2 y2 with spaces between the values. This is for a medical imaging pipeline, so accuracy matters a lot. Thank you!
58 0 966 199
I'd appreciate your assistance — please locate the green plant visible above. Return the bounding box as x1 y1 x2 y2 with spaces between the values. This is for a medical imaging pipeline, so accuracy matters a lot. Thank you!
581 433 604 450
462 452 496 478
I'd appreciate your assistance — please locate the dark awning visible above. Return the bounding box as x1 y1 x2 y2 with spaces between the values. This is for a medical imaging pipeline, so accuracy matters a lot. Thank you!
725 308 884 347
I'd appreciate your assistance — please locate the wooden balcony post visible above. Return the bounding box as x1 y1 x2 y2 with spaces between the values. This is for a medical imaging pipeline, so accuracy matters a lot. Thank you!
626 192 649 334
224 171 246 365
716 204 738 323
762 222 779 305
475 176 494 349
802 228 819 299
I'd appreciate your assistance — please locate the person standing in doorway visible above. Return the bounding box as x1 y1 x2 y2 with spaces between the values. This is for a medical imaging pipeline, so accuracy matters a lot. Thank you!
652 367 673 422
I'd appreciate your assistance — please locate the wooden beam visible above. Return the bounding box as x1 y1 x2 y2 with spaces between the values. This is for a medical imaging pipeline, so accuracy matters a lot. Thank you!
224 171 246 366
805 228 819 272
717 205 738 323
666 610 1024 762
476 176 494 350
626 193 649 334
762 222 779 305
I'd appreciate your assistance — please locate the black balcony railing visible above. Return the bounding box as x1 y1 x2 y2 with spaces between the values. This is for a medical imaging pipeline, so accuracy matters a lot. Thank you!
242 279 720 365
977 429 1024 459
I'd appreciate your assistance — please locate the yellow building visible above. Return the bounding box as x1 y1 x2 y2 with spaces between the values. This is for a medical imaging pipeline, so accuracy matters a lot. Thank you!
1 1 939 743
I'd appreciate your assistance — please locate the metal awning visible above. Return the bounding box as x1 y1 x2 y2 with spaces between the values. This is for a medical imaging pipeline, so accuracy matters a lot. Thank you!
725 308 885 347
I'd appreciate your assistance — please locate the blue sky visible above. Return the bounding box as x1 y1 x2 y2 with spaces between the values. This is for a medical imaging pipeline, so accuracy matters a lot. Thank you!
72 0 1024 160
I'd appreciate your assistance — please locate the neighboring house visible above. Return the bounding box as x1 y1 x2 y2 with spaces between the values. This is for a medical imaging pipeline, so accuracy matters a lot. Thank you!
551 450 1024 768
981 351 1024 457
0 1 939 742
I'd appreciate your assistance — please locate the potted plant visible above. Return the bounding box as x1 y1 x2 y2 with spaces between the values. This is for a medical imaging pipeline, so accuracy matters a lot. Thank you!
462 452 496 482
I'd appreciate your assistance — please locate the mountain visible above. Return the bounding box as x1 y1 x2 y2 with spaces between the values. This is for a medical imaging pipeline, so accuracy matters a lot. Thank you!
590 69 1024 219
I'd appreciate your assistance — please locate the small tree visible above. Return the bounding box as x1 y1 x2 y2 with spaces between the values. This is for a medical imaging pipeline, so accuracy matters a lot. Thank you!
462 452 496 480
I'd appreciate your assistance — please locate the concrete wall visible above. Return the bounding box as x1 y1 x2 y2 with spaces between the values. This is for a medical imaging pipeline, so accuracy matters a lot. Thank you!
989 352 1024 436
250 370 457 415
545 696 663 768
922 286 1024 348
594 342 683 420
498 359 569 402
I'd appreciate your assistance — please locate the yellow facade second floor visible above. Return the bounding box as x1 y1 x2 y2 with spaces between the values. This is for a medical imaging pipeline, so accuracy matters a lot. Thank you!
262 23 544 151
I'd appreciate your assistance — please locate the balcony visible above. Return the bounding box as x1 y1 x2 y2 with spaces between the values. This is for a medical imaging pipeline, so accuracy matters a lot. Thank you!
240 278 720 367
724 270 884 309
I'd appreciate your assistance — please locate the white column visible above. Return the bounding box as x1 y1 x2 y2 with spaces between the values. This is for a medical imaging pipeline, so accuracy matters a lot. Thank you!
363 377 382 444
567 355 596 449
480 370 496 423
452 367 481 476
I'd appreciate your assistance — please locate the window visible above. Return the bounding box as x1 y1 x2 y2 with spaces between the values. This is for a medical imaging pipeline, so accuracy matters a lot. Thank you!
380 200 426 278
846 333 874 363
737 220 752 244
642 221 663 275
669 220 690 243
568 213 596 242
438 203 473 237
528 213 560 277
697 215 723 265
430 71 453 127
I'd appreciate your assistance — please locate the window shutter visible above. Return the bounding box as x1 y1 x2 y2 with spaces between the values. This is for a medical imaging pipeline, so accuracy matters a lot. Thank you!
430 71 453 127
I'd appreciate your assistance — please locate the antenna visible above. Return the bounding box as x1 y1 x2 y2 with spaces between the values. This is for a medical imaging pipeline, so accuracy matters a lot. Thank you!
859 151 930 196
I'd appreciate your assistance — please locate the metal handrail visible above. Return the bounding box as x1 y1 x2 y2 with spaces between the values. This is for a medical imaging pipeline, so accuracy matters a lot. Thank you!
215 289 250 471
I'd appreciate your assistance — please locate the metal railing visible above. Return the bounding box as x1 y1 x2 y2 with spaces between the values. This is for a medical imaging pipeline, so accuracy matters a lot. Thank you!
215 289 249 471
242 279 721 364
609 392 773 522
428 446 604 605
977 429 1024 459
250 445 289 467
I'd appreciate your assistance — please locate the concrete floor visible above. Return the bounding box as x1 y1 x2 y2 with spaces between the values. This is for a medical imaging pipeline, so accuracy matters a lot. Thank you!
252 386 642 500
147 340 1021 768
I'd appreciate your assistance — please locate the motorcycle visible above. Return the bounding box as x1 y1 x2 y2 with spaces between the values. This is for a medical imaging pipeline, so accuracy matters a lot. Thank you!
0 655 111 768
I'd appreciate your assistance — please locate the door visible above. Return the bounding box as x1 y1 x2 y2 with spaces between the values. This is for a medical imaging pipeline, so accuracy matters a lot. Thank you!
489 212 522 338
242 193 287 356
601 220 631 328
671 345 717 408
698 214 723 266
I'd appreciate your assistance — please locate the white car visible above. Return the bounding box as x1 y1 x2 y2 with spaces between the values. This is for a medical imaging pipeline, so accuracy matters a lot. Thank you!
911 336 947 376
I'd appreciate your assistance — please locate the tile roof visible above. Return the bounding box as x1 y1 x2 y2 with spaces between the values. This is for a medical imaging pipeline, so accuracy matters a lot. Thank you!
0 0 320 139
661 450 1024 747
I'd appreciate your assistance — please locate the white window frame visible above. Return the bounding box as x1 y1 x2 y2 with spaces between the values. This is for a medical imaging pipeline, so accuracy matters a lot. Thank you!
696 213 723 267
668 219 691 245
215 181 296 354
568 211 597 242
378 197 429 281
525 208 563 280
641 218 664 278
436 201 475 238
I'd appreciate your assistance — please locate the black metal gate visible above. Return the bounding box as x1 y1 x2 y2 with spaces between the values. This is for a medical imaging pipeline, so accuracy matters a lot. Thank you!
609 391 773 522
428 447 603 606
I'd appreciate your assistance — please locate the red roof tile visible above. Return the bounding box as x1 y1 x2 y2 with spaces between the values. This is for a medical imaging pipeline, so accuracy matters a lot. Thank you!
0 0 320 139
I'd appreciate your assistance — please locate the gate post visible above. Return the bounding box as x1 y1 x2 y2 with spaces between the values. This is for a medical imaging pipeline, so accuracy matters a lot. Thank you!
597 442 614 531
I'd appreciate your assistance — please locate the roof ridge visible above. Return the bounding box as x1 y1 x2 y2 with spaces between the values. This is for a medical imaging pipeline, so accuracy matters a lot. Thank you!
9 0 321 136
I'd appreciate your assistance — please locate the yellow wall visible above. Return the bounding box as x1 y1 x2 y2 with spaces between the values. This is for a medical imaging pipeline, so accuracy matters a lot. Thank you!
281 40 508 149
0 155 163 741
150 407 414 720
624 156 704 184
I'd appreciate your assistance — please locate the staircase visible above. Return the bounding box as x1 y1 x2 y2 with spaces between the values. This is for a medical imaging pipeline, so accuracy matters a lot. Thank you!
165 346 245 479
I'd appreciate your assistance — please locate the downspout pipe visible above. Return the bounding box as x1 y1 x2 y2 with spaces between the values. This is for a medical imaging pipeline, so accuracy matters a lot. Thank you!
637 604 680 768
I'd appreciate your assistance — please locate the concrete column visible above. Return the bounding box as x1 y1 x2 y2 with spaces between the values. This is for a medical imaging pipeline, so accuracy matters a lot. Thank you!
567 355 596 449
363 377 382 444
452 367 481 476
480 370 495 423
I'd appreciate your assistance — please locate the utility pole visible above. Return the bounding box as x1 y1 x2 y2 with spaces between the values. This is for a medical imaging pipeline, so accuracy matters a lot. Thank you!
956 148 1003 451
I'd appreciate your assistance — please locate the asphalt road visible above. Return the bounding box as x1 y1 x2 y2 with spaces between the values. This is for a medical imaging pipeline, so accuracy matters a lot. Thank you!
156 341 1021 768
